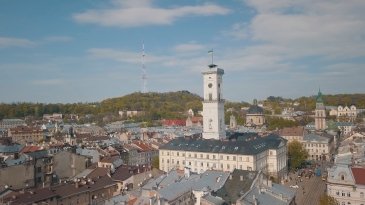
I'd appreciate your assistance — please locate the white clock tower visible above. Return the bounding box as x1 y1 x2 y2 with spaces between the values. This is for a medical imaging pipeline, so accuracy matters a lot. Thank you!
202 63 226 140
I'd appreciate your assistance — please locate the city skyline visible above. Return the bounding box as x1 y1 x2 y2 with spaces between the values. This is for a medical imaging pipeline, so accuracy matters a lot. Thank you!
1 0 365 103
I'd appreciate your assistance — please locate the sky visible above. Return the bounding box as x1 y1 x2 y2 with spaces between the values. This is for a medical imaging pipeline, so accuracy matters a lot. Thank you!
1 0 365 103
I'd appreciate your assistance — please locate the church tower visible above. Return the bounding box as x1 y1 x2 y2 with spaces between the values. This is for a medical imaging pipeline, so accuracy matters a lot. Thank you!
315 89 326 131
202 63 225 140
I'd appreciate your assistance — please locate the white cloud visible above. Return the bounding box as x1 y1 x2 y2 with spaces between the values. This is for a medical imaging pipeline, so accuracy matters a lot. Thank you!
223 23 249 40
218 0 365 77
0 37 35 48
43 36 73 43
73 1 230 27
32 79 64 85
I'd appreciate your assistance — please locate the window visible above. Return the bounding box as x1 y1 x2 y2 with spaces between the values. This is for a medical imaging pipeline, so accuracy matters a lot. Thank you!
209 93 212 101
201 162 203 167
360 192 364 198
341 175 345 180
226 156 229 160
233 156 236 161
220 155 223 160
342 192 345 196
347 192 350 197
206 154 209 159
177 152 179 156
200 154 203 158
213 155 216 159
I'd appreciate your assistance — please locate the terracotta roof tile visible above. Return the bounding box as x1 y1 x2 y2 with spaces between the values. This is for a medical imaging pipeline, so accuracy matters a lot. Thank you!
352 167 365 185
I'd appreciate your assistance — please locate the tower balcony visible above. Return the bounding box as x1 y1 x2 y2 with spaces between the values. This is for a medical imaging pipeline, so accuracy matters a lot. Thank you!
203 99 225 103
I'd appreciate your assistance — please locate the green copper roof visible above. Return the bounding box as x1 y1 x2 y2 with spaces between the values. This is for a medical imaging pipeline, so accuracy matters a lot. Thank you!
316 89 323 103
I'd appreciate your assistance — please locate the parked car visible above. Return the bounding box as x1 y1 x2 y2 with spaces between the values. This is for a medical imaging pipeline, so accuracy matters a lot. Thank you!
290 185 299 188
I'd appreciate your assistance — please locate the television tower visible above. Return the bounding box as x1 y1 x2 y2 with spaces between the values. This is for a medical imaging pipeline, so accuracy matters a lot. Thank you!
141 43 147 93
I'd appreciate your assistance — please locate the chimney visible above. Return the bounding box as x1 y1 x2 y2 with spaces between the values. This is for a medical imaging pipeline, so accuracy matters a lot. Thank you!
229 175 232 180
240 175 243 181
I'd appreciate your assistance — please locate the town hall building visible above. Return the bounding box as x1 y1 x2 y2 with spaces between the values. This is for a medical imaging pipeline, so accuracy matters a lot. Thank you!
159 62 288 181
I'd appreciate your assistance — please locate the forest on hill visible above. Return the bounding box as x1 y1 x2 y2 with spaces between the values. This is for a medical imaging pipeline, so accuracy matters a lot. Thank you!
0 91 203 120
264 93 365 112
1 91 365 122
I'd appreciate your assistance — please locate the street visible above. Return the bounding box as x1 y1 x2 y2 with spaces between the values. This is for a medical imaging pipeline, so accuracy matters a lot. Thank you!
285 161 329 205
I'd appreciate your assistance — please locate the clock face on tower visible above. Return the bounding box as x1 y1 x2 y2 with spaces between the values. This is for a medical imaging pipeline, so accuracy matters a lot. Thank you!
208 83 212 88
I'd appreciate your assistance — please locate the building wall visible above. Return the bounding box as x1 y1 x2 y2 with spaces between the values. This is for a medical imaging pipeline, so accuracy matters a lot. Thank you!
303 141 330 161
246 114 265 126
327 166 365 205
53 151 90 179
159 148 288 180
0 162 35 190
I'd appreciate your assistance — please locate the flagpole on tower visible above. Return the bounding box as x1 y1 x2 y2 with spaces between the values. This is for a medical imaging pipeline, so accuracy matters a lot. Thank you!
208 49 214 65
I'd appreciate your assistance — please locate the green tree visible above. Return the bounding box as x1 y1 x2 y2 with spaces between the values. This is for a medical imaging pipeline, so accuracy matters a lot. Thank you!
319 194 338 205
152 156 159 169
288 140 308 170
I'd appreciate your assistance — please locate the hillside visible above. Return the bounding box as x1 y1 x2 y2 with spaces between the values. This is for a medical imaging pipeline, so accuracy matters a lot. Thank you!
0 91 203 120
99 91 203 119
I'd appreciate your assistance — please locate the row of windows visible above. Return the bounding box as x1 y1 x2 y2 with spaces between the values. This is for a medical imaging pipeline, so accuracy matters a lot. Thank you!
161 159 254 170
161 151 251 162
161 161 253 171
305 143 327 148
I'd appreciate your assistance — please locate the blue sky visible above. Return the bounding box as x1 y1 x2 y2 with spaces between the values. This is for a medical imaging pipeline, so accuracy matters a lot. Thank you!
1 0 365 103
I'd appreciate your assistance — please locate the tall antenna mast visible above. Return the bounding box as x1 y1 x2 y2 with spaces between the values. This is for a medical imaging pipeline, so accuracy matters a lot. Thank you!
141 43 147 93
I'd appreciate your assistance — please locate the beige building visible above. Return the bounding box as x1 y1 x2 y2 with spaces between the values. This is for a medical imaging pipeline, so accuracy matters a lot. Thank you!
159 134 288 180
302 133 334 161
8 125 44 144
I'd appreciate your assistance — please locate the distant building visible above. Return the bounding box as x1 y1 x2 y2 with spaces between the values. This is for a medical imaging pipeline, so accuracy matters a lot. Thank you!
43 113 63 122
302 133 334 161
315 89 326 131
229 115 237 129
186 116 203 127
0 119 26 129
8 125 44 144
278 126 305 143
246 99 265 127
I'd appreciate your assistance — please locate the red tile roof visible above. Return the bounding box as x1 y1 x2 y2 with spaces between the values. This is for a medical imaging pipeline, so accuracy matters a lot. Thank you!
352 167 365 185
278 126 304 136
20 146 43 153
162 119 186 126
